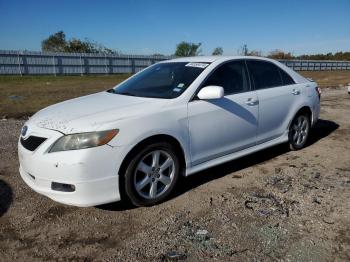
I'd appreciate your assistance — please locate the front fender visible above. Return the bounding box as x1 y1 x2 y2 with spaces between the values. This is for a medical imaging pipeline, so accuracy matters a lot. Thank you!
101 106 191 166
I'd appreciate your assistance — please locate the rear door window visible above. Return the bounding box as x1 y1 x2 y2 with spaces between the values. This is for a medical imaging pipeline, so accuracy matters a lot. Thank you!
279 69 295 85
246 60 283 90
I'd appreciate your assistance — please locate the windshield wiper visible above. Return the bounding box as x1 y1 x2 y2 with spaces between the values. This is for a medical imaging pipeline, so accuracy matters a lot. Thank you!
106 89 116 93
107 89 137 97
116 91 137 97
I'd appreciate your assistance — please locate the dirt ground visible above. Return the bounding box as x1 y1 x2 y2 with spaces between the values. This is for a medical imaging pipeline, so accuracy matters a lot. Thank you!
0 88 349 261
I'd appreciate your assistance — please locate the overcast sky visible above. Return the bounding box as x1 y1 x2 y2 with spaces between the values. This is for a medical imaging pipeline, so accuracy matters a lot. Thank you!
0 0 349 55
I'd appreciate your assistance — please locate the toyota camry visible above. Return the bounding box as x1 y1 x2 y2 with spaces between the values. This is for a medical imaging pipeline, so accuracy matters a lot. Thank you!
18 56 321 207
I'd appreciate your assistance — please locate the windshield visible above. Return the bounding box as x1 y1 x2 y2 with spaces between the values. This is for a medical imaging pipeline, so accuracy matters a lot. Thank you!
112 62 209 99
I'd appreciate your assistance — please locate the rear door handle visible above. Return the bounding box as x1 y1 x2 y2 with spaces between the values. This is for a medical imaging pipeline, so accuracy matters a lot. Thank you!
245 97 258 106
292 89 300 95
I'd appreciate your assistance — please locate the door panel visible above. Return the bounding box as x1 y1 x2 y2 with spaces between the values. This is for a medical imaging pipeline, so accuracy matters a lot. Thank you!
256 84 300 143
188 91 258 166
246 60 301 144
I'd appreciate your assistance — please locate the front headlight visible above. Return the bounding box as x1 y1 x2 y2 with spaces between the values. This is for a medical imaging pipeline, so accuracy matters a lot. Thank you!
49 129 119 153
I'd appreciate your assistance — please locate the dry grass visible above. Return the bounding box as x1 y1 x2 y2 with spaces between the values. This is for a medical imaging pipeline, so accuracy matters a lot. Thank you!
0 75 130 118
299 70 350 88
1 70 349 118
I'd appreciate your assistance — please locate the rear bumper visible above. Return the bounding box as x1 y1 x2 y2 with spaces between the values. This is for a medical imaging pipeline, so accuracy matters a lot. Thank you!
312 101 320 126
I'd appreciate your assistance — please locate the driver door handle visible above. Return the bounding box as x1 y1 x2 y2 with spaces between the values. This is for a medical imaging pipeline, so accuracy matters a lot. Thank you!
292 89 300 95
246 97 259 106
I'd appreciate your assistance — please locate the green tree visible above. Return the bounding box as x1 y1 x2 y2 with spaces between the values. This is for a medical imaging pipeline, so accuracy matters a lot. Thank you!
41 31 118 54
175 42 202 57
41 31 67 52
212 47 223 55
297 52 350 61
65 38 95 53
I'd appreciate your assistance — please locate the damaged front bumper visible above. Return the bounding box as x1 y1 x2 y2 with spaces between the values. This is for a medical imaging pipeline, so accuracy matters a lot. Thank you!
18 123 122 207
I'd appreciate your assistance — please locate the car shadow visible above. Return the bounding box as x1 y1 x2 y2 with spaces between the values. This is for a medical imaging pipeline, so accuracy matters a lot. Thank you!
97 198 137 211
174 118 339 198
209 98 258 126
307 119 339 146
0 179 13 217
98 118 338 211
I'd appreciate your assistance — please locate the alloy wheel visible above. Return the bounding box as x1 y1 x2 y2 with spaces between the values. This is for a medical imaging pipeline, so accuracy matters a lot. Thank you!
291 115 309 146
133 150 175 199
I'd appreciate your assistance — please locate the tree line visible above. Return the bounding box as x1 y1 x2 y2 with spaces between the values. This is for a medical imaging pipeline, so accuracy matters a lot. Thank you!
41 31 350 60
41 31 118 54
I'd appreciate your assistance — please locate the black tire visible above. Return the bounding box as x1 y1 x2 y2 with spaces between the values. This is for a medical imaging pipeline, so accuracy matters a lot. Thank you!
123 142 180 206
288 113 311 150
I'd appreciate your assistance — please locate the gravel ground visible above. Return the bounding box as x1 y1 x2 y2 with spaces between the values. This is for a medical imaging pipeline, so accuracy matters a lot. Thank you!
0 88 349 261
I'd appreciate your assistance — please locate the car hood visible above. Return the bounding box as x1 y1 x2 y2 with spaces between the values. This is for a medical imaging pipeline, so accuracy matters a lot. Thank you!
30 91 168 134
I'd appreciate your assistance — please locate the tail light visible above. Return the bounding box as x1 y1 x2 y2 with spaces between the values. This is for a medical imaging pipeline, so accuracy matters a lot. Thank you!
315 86 321 99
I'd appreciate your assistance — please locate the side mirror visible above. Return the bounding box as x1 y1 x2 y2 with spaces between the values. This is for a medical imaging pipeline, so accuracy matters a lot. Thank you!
197 86 224 100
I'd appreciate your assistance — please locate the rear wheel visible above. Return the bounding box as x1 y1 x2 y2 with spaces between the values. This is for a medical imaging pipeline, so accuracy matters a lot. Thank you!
288 113 310 150
124 142 179 206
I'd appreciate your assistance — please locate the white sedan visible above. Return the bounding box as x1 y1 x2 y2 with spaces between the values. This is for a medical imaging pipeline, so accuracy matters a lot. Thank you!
18 56 321 207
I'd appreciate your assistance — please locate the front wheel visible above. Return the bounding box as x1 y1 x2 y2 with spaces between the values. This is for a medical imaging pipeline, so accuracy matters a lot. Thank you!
124 142 180 206
288 114 310 150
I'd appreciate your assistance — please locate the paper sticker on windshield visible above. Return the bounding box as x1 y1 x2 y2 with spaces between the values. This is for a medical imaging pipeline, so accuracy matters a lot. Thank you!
177 83 185 88
173 88 181 92
185 62 209 69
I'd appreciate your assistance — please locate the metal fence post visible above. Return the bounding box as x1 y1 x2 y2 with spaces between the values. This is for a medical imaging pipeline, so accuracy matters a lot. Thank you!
80 55 83 76
17 51 22 76
131 57 136 74
104 53 108 75
52 55 56 76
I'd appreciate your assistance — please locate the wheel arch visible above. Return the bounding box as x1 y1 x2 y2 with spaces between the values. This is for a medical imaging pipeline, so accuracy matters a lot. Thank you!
118 134 187 179
288 105 313 129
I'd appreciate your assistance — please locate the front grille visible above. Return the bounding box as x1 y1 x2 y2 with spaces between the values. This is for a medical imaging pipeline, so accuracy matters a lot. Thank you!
20 136 47 151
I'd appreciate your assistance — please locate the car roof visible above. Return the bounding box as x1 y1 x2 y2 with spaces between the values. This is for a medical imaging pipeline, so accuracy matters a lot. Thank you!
164 55 276 63
162 55 308 84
